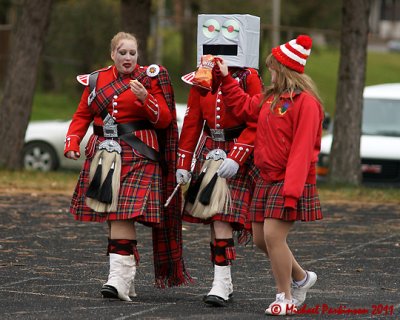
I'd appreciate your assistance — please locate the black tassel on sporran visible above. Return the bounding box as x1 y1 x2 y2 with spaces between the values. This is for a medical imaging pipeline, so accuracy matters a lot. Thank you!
97 161 115 204
86 157 103 199
199 172 218 205
186 166 207 204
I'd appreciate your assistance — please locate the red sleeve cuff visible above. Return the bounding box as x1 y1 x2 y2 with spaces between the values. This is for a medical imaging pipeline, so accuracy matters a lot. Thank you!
284 196 298 209
64 135 81 155
176 148 194 170
227 144 253 166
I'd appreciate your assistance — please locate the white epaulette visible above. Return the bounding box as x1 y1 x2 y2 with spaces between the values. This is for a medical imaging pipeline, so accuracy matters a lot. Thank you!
76 74 89 86
76 66 112 86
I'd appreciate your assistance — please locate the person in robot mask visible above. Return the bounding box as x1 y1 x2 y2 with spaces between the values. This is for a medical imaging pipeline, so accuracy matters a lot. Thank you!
176 14 263 307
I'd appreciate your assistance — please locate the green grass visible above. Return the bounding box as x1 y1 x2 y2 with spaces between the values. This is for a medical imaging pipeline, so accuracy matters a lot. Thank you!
366 51 400 85
307 47 400 115
307 47 339 115
31 92 80 121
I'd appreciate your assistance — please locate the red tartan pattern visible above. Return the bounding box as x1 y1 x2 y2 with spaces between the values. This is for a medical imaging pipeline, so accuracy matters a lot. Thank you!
89 68 150 115
250 178 323 222
150 66 192 288
70 137 162 223
225 245 236 263
108 239 134 255
209 241 215 264
132 243 140 265
214 238 236 265
183 137 259 229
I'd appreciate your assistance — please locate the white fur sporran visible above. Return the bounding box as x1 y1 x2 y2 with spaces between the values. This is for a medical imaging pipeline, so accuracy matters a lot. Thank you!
86 140 122 213
185 149 232 219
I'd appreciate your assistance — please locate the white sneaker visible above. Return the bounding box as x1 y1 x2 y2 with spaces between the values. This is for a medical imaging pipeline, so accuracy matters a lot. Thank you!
291 271 317 306
265 292 297 316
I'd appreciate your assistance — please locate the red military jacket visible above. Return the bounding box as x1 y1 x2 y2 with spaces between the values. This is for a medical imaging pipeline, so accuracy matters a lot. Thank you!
64 65 172 155
177 68 262 170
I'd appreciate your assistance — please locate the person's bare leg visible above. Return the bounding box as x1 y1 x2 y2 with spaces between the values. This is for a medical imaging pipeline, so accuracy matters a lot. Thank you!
213 220 233 238
255 221 305 281
291 254 306 282
264 218 294 299
252 222 268 255
210 223 216 242
110 220 136 239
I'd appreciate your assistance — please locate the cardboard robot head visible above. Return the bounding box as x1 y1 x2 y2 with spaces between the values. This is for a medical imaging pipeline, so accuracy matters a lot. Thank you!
197 14 260 69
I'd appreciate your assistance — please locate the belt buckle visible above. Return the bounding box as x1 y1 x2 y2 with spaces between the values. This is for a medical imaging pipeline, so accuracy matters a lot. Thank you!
103 123 118 138
210 128 225 142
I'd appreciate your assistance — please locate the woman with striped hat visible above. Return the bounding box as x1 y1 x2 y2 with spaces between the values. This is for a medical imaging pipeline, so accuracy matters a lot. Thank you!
217 34 324 316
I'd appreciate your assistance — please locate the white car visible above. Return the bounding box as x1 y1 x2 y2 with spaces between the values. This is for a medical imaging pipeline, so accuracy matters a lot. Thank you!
23 103 188 171
317 83 400 184
23 120 92 171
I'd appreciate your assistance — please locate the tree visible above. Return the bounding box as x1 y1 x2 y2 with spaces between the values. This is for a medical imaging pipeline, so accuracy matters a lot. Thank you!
328 0 371 185
170 0 199 75
0 0 53 170
42 0 119 93
121 0 151 65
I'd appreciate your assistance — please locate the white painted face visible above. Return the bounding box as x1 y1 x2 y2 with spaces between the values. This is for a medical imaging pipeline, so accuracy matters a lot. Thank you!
197 14 260 69
111 39 138 75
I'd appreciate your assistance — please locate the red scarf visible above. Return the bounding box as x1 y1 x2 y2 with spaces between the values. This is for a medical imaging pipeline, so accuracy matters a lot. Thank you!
89 67 150 115
152 65 192 287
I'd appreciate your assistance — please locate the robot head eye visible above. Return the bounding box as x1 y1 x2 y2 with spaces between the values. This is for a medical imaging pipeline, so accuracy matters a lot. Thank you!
202 19 220 38
222 19 239 39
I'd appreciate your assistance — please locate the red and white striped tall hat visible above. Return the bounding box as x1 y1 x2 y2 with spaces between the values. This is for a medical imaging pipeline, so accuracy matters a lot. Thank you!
271 35 312 73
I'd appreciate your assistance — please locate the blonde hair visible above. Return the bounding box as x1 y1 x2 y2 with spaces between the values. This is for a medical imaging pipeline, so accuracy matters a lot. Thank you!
110 32 138 54
262 53 322 109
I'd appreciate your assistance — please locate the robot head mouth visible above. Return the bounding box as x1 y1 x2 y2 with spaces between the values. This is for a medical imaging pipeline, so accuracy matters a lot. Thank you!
203 45 238 56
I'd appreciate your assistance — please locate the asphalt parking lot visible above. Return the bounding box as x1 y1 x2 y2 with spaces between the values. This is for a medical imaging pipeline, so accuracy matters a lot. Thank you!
0 193 399 319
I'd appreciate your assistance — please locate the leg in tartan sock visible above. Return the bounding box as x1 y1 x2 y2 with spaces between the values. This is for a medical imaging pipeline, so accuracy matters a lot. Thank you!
214 238 235 266
210 241 215 265
108 238 134 255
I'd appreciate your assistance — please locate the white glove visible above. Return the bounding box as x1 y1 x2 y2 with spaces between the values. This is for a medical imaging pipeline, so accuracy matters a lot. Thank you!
176 169 191 185
217 158 239 179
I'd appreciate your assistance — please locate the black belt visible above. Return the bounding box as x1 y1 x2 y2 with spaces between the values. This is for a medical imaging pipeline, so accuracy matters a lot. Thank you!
93 121 153 137
93 121 159 162
204 124 246 141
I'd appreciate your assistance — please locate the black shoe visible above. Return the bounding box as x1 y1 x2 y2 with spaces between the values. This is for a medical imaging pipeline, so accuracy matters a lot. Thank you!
203 294 233 307
101 284 119 299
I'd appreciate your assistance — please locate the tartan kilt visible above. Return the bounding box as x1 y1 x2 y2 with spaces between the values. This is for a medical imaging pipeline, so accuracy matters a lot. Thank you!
70 135 162 224
183 137 259 230
250 178 323 222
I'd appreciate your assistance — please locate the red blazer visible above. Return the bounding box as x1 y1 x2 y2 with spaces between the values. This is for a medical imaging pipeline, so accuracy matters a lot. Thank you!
177 68 262 170
64 65 172 155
